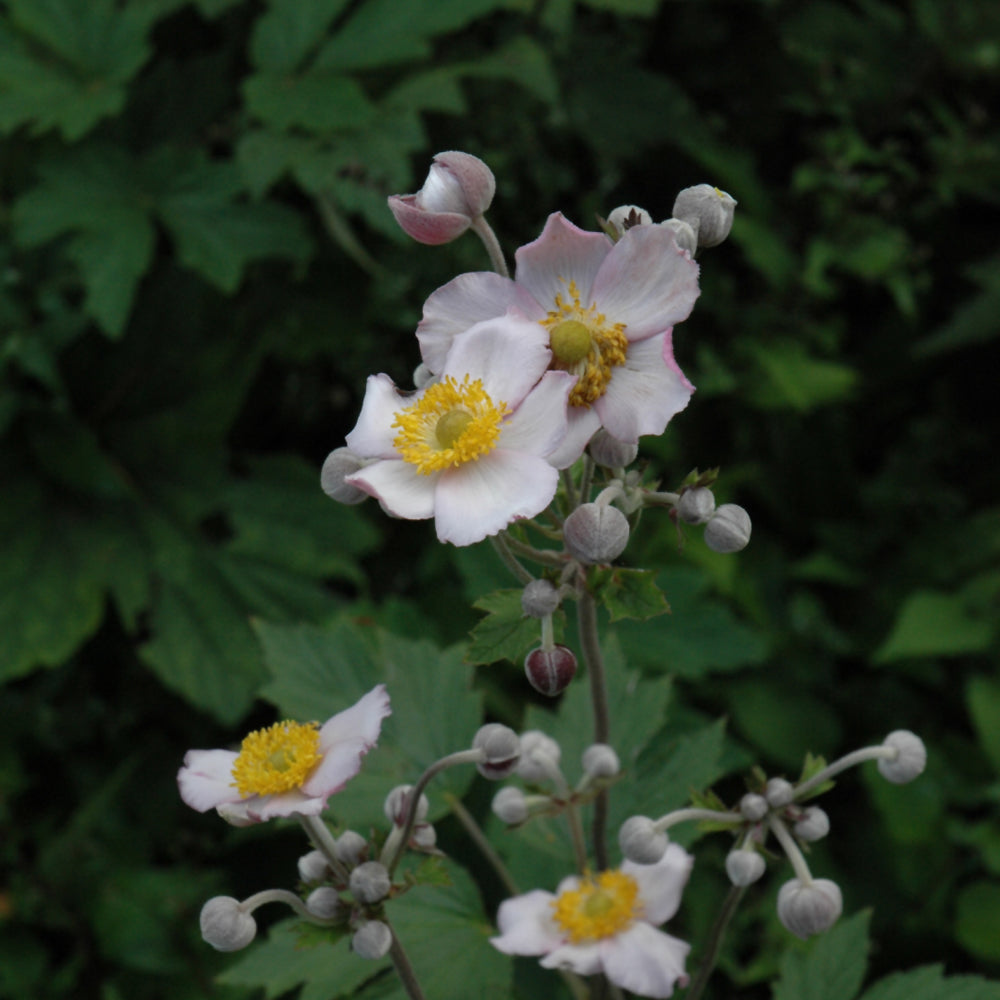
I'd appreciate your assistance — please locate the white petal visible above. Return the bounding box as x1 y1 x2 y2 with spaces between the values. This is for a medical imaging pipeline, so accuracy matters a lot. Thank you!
246 789 321 821
346 459 437 520
491 890 563 956
443 316 552 407
514 213 613 309
544 404 602 469
595 333 694 443
345 374 411 458
591 225 701 341
417 272 543 373
178 749 240 812
601 923 691 999
499 371 575 457
624 842 694 926
540 941 604 976
433 451 559 545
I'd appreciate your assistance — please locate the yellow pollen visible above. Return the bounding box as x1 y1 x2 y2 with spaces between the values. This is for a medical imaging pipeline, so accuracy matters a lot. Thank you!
551 870 641 944
230 720 322 797
392 375 508 475
541 281 628 408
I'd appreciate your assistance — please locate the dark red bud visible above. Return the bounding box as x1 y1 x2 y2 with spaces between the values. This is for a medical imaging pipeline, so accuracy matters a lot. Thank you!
524 645 578 696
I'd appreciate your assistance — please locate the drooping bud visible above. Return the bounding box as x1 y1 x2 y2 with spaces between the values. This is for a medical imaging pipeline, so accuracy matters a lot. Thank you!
765 778 794 808
877 730 927 784
564 502 630 564
412 362 436 390
725 848 766 887
676 486 715 525
352 920 393 959
521 579 561 618
411 823 437 850
492 786 529 825
739 793 769 822
794 807 830 842
671 184 737 249
619 815 669 864
582 743 620 779
199 897 257 952
321 447 370 505
335 830 368 867
659 218 698 256
349 861 392 905
297 849 330 884
306 887 348 921
516 730 562 783
704 503 751 553
588 429 639 469
606 205 653 236
524 644 578 696
473 724 521 779
384 785 429 826
777 878 843 939
387 151 495 245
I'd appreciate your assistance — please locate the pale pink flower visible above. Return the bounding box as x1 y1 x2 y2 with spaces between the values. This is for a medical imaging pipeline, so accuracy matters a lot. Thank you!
344 315 575 546
417 212 700 466
491 844 693 998
178 686 390 824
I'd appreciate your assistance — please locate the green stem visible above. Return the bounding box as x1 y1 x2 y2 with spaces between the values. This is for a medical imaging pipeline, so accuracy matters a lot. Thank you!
566 803 590 873
491 533 533 584
298 815 352 884
386 918 427 1000
470 215 509 278
444 793 521 896
685 884 746 1000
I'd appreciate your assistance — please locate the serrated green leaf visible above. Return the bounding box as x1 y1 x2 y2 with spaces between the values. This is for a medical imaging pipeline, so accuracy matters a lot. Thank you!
772 909 871 1000
590 566 670 622
249 0 353 73
859 965 1000 1000
746 340 857 412
244 71 376 132
467 588 552 666
874 589 995 662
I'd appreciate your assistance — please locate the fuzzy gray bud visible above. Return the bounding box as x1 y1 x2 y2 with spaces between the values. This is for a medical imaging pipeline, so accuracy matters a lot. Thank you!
516 730 562 783
564 502 630 564
349 862 391 905
352 920 393 959
199 897 257 952
619 815 669 864
473 724 521 779
306 887 348 921
334 831 367 867
521 579 561 618
765 778 794 808
725 848 766 887
704 504 751 553
677 487 715 525
321 448 369 505
492 786 529 825
660 218 698 256
582 743 620 779
384 785 429 826
794 807 830 842
877 730 927 784
672 184 737 249
297 849 330 884
739 793 769 822
777 878 843 939
588 429 639 469
607 205 652 235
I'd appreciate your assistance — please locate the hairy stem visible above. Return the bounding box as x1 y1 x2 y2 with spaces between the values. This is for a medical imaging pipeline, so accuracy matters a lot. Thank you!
386 919 428 1000
686 884 746 1000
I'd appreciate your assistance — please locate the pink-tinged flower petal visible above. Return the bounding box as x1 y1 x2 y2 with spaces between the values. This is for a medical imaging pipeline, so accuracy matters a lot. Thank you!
624 842 695 926
540 941 604 976
443 316 553 408
417 273 543 373
427 151 495 217
491 891 562 955
303 685 391 798
178 749 240 812
601 923 691 999
591 225 700 341
345 374 412 459
594 333 694 443
544 405 603 469
514 213 613 308
387 194 471 245
433 451 559 545
215 801 256 826
245 788 323 821
347 459 437 520
499 370 575 457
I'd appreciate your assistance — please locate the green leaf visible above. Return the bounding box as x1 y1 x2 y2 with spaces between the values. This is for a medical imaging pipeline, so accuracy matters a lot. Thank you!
966 675 1000 776
874 590 995 663
746 340 858 412
243 71 376 132
467 588 559 666
590 567 671 622
772 909 871 1000
954 881 1000 962
249 0 353 73
859 965 1000 1000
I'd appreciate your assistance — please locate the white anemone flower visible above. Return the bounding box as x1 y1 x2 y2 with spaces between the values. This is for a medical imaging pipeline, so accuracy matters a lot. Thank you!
491 844 693 998
417 212 700 466
344 315 575 546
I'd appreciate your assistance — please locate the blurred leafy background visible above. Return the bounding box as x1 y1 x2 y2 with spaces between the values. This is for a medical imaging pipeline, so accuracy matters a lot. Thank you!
1 0 999 997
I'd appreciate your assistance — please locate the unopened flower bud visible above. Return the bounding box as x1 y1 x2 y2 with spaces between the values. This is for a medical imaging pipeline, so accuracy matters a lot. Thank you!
411 823 437 849
564 502 630 564
349 861 391 904
306 887 348 921
387 151 495 245
725 848 766 887
660 218 698 256
607 205 652 235
524 644 577 696
200 896 257 952
492 786 529 825
794 807 830 842
777 878 843 939
521 579 561 618
588 429 639 469
321 448 369 505
704 503 751 553
473 724 521 779
677 486 715 525
352 920 393 959
619 815 669 864
517 730 562 783
765 778 794 808
298 850 330 884
582 743 620 779
877 730 926 783
335 831 367 867
672 184 737 249
384 785 429 826
740 793 768 822
413 362 436 389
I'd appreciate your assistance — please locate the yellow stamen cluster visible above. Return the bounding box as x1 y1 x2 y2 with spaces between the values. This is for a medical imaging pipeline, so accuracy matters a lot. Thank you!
392 375 508 475
230 720 322 797
542 281 628 408
551 870 641 943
